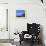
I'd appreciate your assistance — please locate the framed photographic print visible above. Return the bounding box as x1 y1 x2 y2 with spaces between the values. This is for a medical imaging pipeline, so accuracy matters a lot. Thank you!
16 10 25 17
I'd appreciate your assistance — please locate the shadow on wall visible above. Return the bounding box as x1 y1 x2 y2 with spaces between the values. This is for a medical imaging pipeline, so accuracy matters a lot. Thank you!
40 25 45 46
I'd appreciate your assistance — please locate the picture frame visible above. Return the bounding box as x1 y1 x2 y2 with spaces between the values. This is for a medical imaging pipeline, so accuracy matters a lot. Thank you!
16 10 25 17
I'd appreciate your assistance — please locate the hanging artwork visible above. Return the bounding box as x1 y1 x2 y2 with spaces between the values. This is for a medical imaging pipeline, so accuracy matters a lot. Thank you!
16 10 25 17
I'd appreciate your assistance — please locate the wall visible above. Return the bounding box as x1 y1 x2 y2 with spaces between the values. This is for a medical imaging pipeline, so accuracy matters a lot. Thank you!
0 0 46 46
8 0 46 46
9 0 46 45
0 0 8 3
